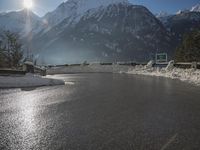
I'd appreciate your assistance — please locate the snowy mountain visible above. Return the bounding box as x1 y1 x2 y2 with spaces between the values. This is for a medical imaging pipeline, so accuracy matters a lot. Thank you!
159 10 200 41
32 3 174 64
0 9 41 36
156 11 172 25
191 4 200 12
175 4 200 14
43 0 129 30
156 4 200 42
176 9 190 15
1 0 199 64
155 11 169 18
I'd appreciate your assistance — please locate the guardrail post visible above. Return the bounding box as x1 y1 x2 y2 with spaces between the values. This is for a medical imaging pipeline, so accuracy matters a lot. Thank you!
191 62 197 69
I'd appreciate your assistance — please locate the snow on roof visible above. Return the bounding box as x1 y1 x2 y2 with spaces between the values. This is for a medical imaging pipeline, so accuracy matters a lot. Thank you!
24 61 34 65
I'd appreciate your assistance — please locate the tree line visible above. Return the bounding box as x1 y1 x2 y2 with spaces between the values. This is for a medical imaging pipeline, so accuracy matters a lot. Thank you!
1 29 200 68
175 30 200 62
0 31 23 68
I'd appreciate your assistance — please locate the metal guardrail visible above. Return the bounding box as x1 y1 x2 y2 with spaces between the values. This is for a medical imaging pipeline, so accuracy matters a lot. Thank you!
175 62 200 64
174 62 200 69
0 69 26 76
46 61 200 70
0 66 46 76
49 62 148 67
175 62 192 65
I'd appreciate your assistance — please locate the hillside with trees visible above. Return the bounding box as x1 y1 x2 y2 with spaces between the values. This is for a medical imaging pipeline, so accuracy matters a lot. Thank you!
175 30 200 62
0 31 23 68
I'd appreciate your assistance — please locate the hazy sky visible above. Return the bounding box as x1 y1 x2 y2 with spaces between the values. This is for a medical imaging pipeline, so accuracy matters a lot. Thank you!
0 0 199 16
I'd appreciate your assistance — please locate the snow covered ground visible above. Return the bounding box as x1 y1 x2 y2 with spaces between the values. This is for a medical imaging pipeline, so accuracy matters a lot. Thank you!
127 65 200 86
47 62 200 86
47 64 130 74
0 73 65 88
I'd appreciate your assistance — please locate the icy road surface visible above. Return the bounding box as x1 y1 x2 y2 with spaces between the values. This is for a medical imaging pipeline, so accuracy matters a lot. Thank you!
0 73 200 150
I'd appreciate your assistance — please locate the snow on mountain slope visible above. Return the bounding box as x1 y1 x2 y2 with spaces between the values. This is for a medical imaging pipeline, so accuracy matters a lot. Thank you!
0 9 41 36
191 4 200 12
43 0 129 29
158 10 200 43
31 3 174 64
176 4 200 14
155 11 169 18
155 11 172 25
176 9 190 15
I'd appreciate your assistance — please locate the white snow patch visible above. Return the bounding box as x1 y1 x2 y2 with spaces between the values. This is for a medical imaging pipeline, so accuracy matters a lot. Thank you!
65 82 75 85
127 65 200 86
0 74 65 88
47 64 130 74
43 0 129 29
190 4 200 12
47 63 200 86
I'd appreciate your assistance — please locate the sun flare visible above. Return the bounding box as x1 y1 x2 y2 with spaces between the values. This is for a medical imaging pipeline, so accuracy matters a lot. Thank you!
23 0 34 9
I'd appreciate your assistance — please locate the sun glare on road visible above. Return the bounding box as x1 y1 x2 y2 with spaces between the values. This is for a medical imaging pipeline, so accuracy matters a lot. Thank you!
23 0 34 9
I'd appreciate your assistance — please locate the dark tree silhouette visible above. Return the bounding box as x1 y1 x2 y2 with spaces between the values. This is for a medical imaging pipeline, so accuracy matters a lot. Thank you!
0 31 23 68
175 30 200 62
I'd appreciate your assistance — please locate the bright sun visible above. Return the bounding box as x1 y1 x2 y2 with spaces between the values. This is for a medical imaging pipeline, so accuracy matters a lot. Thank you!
23 0 34 9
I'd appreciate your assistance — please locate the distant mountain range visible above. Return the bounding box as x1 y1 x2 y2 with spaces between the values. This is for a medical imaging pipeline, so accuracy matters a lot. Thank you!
0 9 41 36
157 4 200 42
0 0 200 64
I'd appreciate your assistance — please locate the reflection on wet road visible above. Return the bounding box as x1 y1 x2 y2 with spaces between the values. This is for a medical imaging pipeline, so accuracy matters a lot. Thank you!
0 73 200 150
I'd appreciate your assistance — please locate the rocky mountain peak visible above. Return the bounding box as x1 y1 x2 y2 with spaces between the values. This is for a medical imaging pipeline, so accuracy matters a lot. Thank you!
191 4 200 12
43 0 130 28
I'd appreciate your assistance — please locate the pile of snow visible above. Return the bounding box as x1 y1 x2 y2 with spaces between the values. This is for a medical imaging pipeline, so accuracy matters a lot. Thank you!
47 64 131 74
47 62 200 86
145 60 154 69
127 63 200 86
165 60 174 71
0 73 64 88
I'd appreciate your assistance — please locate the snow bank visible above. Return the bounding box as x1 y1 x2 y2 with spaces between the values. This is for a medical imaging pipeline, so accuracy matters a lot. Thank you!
127 65 200 86
47 63 200 86
0 74 65 88
47 64 131 74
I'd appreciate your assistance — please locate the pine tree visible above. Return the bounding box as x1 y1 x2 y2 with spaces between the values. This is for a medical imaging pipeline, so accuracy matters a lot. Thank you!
175 30 200 62
0 40 6 67
0 45 3 67
0 31 23 68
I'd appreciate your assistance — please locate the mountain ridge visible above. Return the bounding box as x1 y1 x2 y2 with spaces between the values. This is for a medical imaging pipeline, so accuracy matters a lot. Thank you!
42 0 129 31
0 1 200 64
31 3 174 64
0 9 41 36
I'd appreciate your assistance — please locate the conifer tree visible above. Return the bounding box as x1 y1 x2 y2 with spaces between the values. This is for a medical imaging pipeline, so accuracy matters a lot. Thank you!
175 30 200 62
0 31 23 68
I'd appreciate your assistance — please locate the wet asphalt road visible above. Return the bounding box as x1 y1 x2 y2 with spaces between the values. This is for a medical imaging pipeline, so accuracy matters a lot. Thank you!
0 73 200 150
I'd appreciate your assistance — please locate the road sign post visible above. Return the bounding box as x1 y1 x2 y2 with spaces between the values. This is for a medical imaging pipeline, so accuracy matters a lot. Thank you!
156 53 168 64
